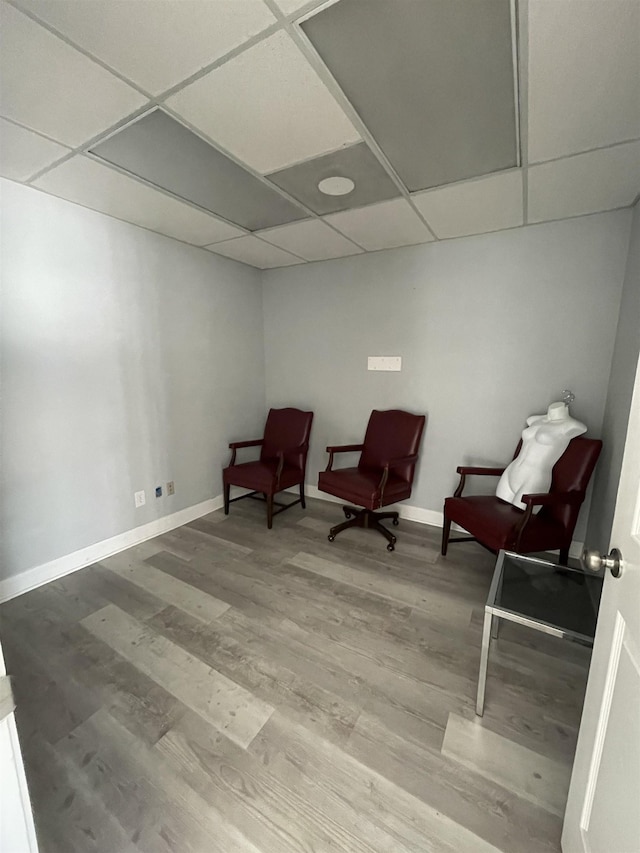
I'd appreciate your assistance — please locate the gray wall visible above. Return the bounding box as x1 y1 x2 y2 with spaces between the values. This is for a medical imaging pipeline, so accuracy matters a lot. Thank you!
587 202 640 549
1 180 266 579
263 210 632 542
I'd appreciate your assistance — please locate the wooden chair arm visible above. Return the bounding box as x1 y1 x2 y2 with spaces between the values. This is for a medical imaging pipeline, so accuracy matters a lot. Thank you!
513 491 584 551
324 444 364 472
377 455 420 504
454 465 506 497
228 438 263 466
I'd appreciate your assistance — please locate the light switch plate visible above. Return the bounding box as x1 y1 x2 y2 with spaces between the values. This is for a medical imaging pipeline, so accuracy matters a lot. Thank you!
368 356 402 371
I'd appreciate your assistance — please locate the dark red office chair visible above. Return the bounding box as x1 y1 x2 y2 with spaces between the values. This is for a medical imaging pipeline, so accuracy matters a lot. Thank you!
318 409 426 551
223 407 313 529
441 437 602 565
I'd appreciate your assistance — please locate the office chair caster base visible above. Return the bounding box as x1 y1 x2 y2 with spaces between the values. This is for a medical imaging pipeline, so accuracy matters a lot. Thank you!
327 507 400 550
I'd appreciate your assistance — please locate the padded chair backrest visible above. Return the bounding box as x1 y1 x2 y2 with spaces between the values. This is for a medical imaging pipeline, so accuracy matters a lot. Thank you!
359 409 426 483
261 407 313 469
538 437 602 531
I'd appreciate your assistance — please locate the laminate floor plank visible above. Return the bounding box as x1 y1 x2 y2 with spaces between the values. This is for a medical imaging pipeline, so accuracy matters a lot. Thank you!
23 731 141 853
453 697 580 765
442 713 572 817
278 610 476 706
296 514 443 564
161 555 354 638
147 605 360 745
59 709 261 853
83 604 274 749
145 550 283 626
289 550 474 626
58 562 168 621
213 550 415 629
250 711 503 853
4 635 101 748
346 709 563 853
0 497 591 853
102 552 231 622
157 710 381 853
179 523 253 556
6 616 188 749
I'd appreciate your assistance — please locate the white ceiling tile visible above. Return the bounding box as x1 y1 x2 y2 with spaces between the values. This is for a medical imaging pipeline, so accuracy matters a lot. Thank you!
411 171 524 239
324 198 434 251
528 0 640 162
205 235 304 269
166 30 360 174
0 3 146 147
33 156 246 246
257 218 363 261
0 119 69 181
528 142 640 224
15 0 277 96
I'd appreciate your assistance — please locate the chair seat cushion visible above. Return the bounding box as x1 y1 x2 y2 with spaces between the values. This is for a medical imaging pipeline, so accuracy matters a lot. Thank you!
223 461 302 494
444 495 567 552
318 467 412 509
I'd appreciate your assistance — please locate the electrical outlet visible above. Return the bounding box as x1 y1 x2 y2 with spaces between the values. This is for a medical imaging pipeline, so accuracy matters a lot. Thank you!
134 490 146 508
166 481 175 496
155 486 162 498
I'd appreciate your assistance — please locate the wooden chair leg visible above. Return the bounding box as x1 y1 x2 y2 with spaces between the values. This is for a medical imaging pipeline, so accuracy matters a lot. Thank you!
441 514 451 556
224 483 230 515
266 494 274 530
559 547 569 566
299 481 306 509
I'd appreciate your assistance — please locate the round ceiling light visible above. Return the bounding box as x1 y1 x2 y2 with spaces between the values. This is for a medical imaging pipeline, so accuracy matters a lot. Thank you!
317 176 355 196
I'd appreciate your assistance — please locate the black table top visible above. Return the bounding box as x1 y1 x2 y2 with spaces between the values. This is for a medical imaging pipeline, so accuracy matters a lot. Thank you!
490 551 603 640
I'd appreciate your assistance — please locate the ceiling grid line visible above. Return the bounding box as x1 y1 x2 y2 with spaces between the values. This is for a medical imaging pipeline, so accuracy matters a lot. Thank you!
281 8 440 241
18 183 245 254
527 137 640 168
0 114 68 150
23 104 166 185
81 150 251 238
157 103 354 232
1 0 637 269
7 0 155 99
8 0 285 106
518 0 530 226
510 0 523 169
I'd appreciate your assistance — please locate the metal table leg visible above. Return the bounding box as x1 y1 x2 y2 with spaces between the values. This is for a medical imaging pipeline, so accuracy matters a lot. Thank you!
491 615 500 640
491 570 503 639
476 607 493 716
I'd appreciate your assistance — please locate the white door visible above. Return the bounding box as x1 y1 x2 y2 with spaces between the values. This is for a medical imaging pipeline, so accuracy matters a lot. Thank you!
0 643 39 853
562 353 640 853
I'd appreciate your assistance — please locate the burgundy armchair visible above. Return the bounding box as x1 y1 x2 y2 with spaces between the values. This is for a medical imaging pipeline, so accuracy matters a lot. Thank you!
441 437 602 565
318 409 426 551
223 407 313 528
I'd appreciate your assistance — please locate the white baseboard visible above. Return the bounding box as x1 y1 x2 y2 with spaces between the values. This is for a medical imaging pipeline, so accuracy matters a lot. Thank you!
299 486 584 559
1 488 585 604
0 496 224 604
300 485 449 529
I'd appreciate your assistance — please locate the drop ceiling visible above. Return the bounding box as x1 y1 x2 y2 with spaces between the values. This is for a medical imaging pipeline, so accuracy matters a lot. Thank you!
1 0 638 270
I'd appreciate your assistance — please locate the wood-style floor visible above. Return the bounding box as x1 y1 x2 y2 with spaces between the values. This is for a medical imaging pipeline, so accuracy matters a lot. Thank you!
0 498 592 853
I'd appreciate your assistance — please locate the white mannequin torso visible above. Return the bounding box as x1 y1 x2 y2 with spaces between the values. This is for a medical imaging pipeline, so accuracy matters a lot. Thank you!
496 402 587 510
